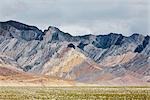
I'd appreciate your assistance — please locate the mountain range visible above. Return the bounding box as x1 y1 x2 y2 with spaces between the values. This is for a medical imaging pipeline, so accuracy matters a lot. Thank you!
0 20 149 86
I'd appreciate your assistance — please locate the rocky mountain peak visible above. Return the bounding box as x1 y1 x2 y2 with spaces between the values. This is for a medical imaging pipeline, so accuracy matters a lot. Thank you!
44 26 76 43
47 26 61 33
0 20 44 41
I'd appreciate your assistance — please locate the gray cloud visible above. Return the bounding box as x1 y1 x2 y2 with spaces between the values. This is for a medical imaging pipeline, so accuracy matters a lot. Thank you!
0 0 149 36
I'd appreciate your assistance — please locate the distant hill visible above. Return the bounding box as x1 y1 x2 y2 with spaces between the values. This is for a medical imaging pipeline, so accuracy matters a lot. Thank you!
0 20 149 86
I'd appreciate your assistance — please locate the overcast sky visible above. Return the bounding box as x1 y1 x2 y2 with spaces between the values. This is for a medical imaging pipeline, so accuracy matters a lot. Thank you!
0 0 149 36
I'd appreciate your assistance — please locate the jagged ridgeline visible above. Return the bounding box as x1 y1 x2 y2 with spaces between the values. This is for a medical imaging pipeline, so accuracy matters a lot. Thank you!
0 20 149 85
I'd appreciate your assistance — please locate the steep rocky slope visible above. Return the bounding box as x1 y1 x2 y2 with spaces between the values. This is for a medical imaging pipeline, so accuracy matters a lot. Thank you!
0 20 149 86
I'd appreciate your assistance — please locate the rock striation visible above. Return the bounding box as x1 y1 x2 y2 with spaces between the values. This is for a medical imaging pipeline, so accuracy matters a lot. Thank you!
0 20 149 85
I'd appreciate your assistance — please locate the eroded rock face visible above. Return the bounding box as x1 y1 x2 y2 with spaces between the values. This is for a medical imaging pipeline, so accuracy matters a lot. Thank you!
0 20 149 85
134 36 150 53
0 20 43 41
67 43 76 49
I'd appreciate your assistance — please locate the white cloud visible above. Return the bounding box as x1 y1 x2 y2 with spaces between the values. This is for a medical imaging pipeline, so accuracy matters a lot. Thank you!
59 20 131 36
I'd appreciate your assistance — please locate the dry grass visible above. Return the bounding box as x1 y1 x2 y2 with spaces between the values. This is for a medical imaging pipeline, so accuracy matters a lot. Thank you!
0 86 149 100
